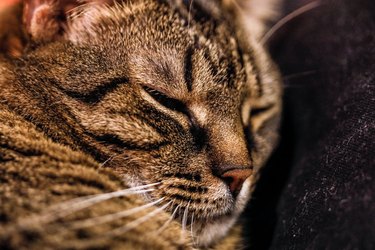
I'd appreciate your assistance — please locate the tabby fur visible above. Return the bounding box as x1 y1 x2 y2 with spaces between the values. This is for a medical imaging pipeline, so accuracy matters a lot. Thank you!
0 0 282 249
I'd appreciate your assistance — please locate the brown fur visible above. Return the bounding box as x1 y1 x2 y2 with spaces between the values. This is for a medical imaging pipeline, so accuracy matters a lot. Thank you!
0 104 191 249
0 0 282 249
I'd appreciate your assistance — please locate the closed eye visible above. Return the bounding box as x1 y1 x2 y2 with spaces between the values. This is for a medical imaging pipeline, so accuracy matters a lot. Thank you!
142 85 187 114
142 85 208 150
62 77 128 104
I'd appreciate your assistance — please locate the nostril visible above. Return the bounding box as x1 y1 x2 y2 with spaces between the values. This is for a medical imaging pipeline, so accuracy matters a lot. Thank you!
220 169 252 196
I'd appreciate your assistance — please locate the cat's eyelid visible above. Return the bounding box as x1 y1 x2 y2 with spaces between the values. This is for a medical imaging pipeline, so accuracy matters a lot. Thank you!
140 83 171 98
141 84 188 116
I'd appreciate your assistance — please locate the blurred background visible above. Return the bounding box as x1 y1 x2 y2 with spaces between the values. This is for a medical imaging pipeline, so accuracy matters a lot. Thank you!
0 0 18 10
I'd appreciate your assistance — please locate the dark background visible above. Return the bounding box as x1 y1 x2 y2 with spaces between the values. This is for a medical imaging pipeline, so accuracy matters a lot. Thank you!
244 0 375 249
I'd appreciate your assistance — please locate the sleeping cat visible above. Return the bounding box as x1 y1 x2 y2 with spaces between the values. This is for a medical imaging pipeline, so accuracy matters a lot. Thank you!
0 0 282 249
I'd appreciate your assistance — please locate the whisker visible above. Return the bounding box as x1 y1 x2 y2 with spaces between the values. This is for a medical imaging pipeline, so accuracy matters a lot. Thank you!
36 189 155 224
154 202 180 234
180 200 191 242
69 198 165 229
181 201 190 232
49 182 161 210
261 1 321 45
283 70 318 81
187 0 194 30
99 154 118 168
106 201 172 237
190 212 195 242
34 183 161 223
49 187 157 211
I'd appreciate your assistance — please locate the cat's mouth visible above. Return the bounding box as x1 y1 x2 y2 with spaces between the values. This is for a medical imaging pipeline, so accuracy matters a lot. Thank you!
131 173 252 247
158 182 234 217
185 178 251 248
156 177 253 247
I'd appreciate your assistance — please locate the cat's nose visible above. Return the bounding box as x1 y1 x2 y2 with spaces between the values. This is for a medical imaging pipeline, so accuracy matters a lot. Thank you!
219 168 252 196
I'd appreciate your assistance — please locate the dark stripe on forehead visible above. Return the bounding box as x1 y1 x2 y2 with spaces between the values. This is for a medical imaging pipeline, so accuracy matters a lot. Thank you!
236 40 245 71
184 45 194 92
236 42 249 91
226 57 237 87
203 46 219 79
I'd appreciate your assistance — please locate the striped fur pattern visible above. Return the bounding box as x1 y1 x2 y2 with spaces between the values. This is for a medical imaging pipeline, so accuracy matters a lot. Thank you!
0 0 282 248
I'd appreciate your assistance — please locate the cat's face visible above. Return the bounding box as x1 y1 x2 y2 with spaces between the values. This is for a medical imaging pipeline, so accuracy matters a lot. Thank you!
13 0 281 247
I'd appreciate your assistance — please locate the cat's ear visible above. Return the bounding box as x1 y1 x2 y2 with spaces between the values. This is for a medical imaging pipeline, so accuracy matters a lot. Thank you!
23 0 73 43
22 0 112 43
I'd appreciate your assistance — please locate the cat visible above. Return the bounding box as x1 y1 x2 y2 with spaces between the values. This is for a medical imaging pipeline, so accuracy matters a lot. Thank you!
0 0 282 249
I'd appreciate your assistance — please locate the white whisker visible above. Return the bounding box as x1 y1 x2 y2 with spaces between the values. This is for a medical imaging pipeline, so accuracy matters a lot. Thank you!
180 200 191 241
69 198 165 229
37 189 155 224
99 154 118 168
106 201 172 236
49 188 155 211
283 70 318 81
190 212 195 242
49 182 160 210
182 202 189 232
35 183 161 224
154 202 180 234
261 1 321 45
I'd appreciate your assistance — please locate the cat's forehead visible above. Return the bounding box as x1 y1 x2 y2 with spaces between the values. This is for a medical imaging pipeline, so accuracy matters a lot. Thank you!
125 44 244 105
64 1 247 97
66 1 190 47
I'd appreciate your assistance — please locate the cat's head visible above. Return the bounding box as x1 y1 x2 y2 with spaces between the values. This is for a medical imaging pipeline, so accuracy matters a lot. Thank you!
8 0 281 247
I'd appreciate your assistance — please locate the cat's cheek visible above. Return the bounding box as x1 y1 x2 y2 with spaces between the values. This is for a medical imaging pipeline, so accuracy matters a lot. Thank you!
121 172 144 189
235 175 254 212
194 216 237 247
194 176 254 247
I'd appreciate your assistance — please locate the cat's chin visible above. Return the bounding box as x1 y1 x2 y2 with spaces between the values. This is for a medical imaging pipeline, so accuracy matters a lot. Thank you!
192 179 252 248
123 174 252 247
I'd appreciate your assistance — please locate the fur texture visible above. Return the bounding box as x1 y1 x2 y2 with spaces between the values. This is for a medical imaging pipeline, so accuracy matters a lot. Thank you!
0 0 282 248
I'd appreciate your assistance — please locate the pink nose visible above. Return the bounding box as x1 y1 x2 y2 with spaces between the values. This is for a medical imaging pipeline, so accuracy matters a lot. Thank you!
220 169 252 196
